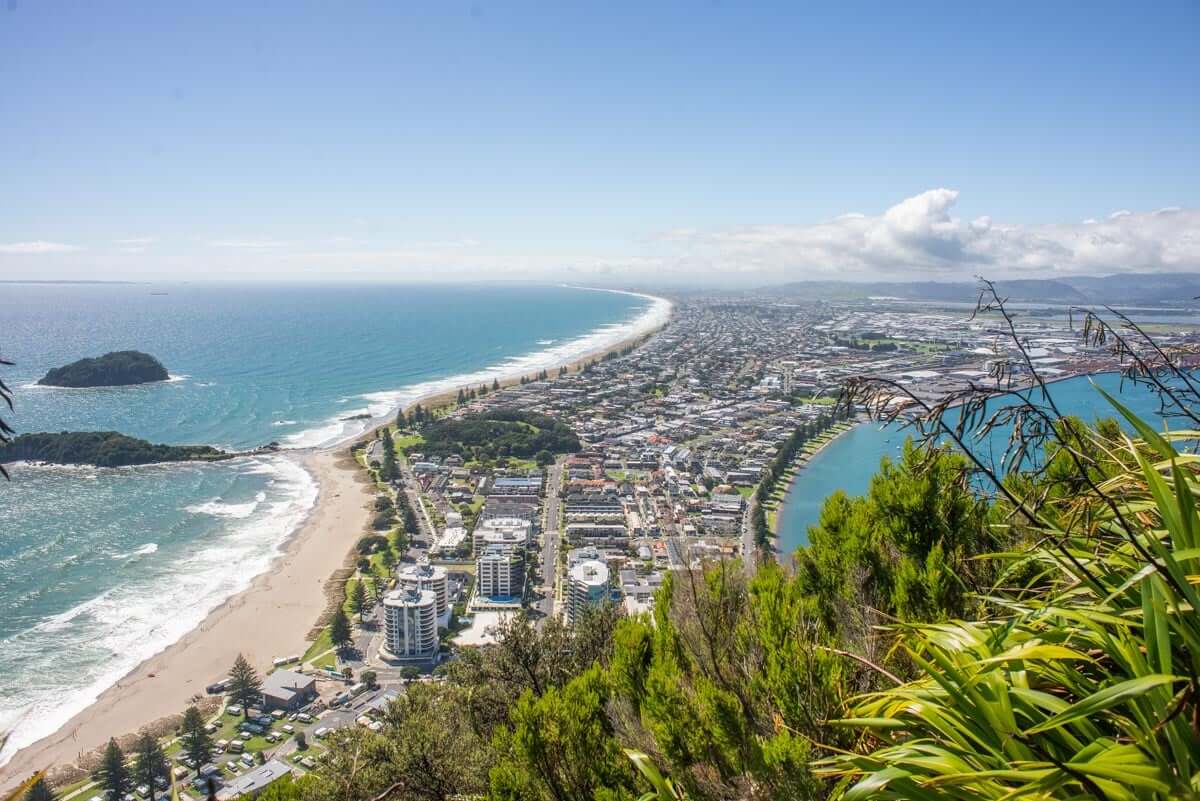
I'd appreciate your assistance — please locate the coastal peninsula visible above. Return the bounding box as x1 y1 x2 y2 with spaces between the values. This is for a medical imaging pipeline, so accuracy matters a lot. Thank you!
0 431 229 467
38 351 169 387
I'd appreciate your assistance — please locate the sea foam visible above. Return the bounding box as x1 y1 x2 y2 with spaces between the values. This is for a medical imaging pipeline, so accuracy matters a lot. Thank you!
0 456 317 767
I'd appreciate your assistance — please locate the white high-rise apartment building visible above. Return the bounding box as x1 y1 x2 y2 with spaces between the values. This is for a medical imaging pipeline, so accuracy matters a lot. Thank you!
381 588 438 660
476 545 524 601
566 559 610 624
397 562 449 620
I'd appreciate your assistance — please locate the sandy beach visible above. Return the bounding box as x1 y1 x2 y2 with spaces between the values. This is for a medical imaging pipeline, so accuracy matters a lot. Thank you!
0 299 672 791
0 449 372 789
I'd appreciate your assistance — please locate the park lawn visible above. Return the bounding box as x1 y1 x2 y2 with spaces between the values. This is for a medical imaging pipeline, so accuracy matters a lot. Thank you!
392 434 424 452
56 777 97 801
736 485 755 499
365 550 394 577
302 627 333 665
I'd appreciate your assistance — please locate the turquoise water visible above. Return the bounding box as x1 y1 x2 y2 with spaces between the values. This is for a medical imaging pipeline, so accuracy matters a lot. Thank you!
776 372 1177 554
5 283 656 448
0 282 663 763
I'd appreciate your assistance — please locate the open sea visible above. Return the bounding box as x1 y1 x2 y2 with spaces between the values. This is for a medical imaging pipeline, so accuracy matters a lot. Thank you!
0 282 667 764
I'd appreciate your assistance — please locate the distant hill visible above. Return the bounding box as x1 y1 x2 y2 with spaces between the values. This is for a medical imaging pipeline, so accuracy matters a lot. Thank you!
39 350 169 387
768 272 1200 306
0 431 229 467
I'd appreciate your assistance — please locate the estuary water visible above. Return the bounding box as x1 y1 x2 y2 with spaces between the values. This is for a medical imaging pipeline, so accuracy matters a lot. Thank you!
776 372 1178 554
0 282 666 764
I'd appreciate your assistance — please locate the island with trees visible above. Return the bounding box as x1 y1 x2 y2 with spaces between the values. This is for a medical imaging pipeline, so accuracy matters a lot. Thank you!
0 431 229 467
38 350 170 388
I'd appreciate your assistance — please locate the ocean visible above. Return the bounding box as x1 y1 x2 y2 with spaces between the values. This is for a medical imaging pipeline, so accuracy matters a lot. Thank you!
0 282 668 764
776 372 1177 554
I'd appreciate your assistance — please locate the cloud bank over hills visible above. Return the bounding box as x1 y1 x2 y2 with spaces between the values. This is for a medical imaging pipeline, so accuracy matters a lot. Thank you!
1 189 1195 285
657 189 1197 281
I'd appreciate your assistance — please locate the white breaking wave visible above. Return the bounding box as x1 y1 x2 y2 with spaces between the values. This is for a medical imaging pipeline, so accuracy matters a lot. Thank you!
111 542 159 560
281 289 673 450
271 419 298 427
186 498 259 519
0 455 318 767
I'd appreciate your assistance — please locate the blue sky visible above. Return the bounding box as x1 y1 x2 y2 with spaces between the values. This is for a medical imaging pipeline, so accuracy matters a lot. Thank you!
1 1 1197 284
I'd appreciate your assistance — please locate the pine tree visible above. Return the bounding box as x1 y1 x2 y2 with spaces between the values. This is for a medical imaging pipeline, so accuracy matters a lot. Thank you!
180 706 213 769
133 732 167 801
350 580 368 620
94 739 132 801
492 378 500 391
330 607 353 653
227 653 262 715
24 777 56 801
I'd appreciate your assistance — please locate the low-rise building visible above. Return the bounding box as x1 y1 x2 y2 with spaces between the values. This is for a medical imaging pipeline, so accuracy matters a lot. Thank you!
260 669 316 712
216 759 293 800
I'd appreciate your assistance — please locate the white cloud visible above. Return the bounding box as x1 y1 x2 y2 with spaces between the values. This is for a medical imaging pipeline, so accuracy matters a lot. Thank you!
0 241 82 254
661 189 1200 278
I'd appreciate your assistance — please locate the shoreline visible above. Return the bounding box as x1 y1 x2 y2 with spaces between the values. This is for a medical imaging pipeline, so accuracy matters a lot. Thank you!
769 420 859 565
0 292 674 790
769 367 1113 565
0 448 372 789
286 287 673 450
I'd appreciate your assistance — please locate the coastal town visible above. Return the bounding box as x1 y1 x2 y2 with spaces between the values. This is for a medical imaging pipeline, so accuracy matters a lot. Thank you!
8 292 1199 801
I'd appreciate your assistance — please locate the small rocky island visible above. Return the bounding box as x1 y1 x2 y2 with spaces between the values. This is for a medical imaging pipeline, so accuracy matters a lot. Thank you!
0 432 229 467
38 350 170 388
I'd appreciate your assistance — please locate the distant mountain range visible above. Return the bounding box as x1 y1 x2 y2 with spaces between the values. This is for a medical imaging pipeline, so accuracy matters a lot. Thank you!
767 272 1200 306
